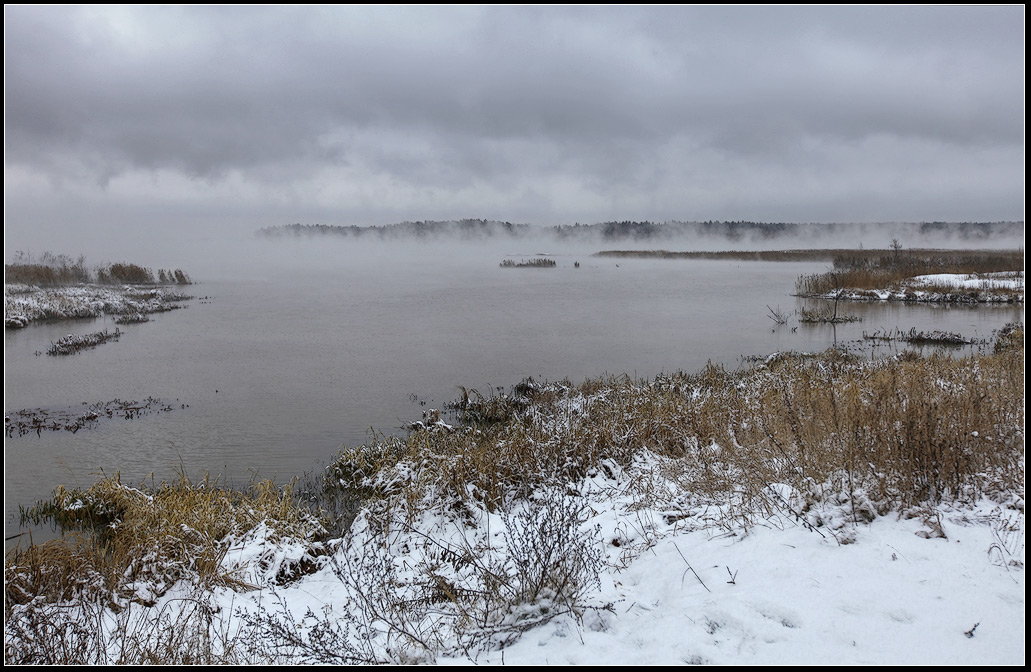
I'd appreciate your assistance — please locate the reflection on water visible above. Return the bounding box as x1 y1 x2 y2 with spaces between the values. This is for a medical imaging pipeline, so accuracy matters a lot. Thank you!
4 243 1022 539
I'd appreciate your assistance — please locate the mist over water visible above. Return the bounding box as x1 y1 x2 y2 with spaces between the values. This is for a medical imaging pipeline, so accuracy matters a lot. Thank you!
3 228 1024 540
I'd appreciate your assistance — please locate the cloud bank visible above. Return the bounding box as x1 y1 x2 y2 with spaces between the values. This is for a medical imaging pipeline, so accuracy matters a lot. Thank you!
4 5 1024 251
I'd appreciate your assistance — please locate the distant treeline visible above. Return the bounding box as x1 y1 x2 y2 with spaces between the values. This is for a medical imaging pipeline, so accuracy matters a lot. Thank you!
596 248 1027 264
258 219 1023 242
259 219 531 240
5 252 191 286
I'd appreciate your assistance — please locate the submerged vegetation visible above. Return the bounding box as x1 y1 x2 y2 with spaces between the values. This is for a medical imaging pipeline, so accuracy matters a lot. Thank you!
5 328 1024 663
5 397 180 438
862 327 980 347
46 329 121 356
499 258 557 268
797 308 862 324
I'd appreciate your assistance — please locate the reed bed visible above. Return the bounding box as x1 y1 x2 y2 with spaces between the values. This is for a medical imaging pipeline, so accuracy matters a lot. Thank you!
324 332 1023 522
46 329 121 356
6 255 192 287
795 250 1024 298
797 308 861 324
863 327 979 346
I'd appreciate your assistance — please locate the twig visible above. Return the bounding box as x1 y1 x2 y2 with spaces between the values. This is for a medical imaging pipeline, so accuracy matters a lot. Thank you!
672 542 710 593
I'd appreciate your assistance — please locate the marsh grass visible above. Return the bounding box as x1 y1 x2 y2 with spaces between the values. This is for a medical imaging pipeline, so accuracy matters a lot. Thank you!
5 285 193 329
46 329 121 355
8 473 327 609
5 251 192 287
328 340 1023 522
863 328 978 346
499 258 557 268
797 308 861 324
795 249 1024 298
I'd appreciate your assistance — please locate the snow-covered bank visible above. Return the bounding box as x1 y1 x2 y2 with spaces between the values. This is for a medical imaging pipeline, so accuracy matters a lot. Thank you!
12 467 1019 665
909 270 1025 291
807 271 1024 304
4 283 192 328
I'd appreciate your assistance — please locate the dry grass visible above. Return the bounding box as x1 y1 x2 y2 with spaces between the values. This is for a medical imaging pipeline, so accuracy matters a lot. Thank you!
796 250 1023 297
8 473 327 609
326 337 1024 523
5 251 192 287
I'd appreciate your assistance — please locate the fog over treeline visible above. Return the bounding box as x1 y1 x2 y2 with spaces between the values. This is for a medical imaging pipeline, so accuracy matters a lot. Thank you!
258 219 1024 246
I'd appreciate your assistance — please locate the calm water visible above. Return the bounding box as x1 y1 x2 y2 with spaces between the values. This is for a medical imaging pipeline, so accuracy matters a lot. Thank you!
4 241 1022 538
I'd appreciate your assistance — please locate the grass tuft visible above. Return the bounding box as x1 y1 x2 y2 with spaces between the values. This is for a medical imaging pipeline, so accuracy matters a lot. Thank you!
8 473 328 609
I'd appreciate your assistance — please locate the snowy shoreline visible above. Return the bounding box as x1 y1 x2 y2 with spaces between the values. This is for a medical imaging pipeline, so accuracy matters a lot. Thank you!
4 283 193 329
801 271 1025 304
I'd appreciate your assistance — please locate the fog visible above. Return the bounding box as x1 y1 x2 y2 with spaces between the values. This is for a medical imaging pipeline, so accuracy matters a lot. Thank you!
3 218 1024 287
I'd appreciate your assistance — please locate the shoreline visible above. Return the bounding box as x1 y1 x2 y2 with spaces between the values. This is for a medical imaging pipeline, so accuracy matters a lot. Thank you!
4 283 194 329
5 337 1024 664
797 271 1024 304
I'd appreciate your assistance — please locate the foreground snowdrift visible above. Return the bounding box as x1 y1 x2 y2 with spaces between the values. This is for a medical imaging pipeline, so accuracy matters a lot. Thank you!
133 469 1026 665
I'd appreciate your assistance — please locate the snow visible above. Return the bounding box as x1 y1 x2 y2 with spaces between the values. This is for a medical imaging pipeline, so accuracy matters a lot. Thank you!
807 271 1024 304
3 283 192 328
448 508 1023 665
908 271 1025 291
160 468 1023 664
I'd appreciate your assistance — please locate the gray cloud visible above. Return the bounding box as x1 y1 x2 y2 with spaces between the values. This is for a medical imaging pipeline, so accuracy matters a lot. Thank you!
3 5 1024 238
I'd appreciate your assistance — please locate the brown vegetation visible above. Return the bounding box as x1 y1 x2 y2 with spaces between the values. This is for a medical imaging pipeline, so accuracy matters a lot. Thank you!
9 474 327 609
326 338 1023 520
795 249 1023 296
5 251 192 286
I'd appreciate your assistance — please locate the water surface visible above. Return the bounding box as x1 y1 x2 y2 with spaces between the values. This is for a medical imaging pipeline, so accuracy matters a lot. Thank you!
5 240 1021 538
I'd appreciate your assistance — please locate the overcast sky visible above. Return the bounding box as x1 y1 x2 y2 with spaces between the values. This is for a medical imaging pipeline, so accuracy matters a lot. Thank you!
3 5 1025 253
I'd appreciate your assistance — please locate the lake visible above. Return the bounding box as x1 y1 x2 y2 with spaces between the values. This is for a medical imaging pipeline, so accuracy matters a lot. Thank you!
4 239 1022 539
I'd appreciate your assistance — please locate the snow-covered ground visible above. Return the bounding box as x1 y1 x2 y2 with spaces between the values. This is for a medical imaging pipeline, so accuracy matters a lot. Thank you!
908 271 1025 292
451 503 1025 665
159 467 1023 665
